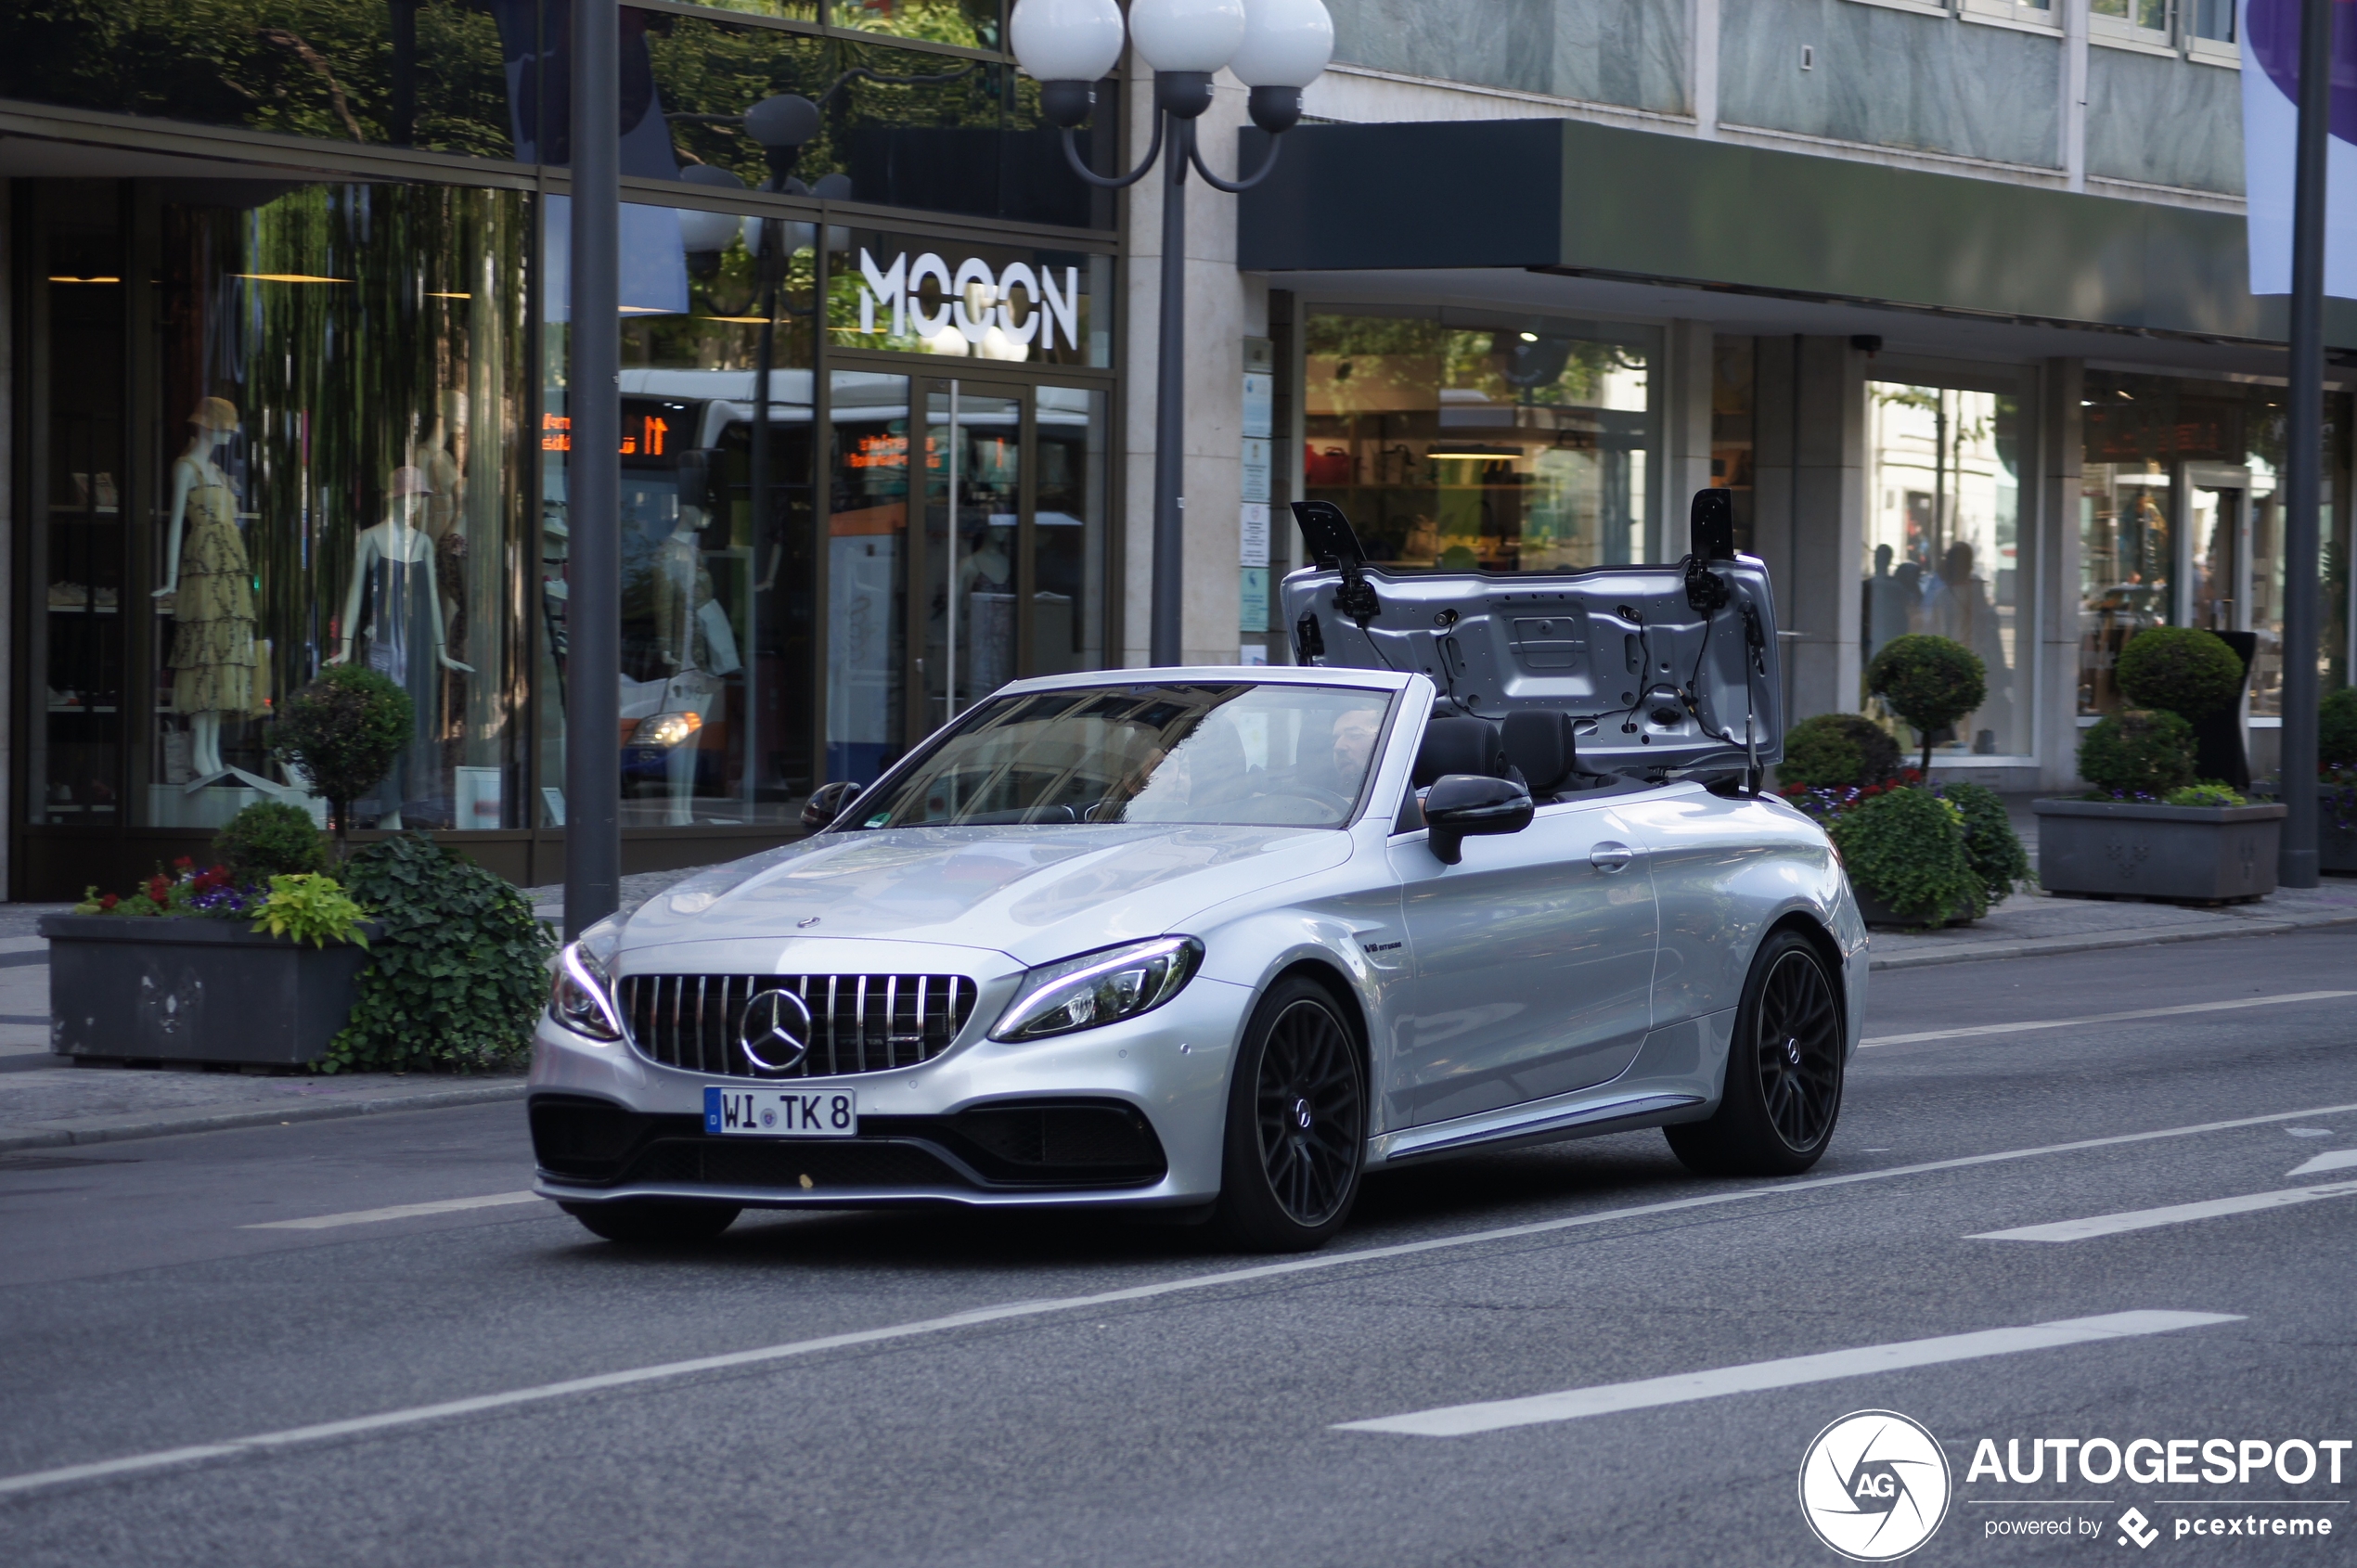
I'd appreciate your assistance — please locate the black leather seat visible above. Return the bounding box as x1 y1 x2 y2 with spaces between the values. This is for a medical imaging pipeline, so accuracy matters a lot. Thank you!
1412 716 1507 788
1501 709 1579 798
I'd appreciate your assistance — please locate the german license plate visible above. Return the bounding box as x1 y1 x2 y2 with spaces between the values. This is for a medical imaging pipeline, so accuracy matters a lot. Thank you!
703 1086 857 1138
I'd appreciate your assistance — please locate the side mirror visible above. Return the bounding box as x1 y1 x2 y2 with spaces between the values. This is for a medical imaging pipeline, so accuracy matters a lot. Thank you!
1422 774 1533 866
800 779 862 831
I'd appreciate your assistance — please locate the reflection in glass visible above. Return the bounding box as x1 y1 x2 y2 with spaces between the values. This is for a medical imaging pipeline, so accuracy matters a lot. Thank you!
146 185 531 831
849 682 1395 829
828 227 1108 366
924 384 1022 725
829 0 1004 50
1034 386 1108 677
1303 315 1658 572
827 372 913 784
1863 381 2026 756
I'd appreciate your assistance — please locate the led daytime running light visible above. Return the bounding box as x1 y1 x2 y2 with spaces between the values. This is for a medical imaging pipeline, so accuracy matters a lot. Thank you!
551 942 626 1041
991 936 1203 1042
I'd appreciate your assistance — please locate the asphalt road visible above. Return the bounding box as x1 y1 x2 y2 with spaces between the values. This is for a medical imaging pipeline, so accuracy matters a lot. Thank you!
4 929 2356 1566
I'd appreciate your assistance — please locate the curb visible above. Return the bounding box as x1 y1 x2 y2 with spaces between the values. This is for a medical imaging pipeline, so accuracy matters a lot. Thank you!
1867 910 2357 970
0 1079 529 1155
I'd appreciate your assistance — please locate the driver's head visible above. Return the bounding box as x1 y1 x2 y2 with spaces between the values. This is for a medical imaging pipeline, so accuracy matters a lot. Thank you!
1332 706 1383 780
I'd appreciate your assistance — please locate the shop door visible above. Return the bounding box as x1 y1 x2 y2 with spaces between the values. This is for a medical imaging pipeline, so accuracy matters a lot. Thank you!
911 378 1037 738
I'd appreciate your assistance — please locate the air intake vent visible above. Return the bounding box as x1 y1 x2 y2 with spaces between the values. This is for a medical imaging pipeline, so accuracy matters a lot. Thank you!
617 974 977 1079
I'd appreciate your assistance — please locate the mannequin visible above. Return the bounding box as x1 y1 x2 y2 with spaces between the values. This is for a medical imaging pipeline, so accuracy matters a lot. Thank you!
647 497 739 824
328 466 471 829
422 391 470 763
153 397 257 779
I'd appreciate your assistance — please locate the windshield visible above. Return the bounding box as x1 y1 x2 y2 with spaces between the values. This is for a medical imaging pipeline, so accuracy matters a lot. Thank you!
849 682 1395 829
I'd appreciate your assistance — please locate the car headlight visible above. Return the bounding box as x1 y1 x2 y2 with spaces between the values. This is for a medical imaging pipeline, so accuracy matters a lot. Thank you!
631 712 702 749
548 916 625 1041
989 936 1204 1043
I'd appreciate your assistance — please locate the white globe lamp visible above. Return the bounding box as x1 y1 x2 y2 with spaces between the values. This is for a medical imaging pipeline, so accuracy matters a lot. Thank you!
1011 0 1128 126
1230 0 1333 132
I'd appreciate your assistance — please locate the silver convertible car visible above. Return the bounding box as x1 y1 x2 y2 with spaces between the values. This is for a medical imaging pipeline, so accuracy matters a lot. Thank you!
530 498 1867 1251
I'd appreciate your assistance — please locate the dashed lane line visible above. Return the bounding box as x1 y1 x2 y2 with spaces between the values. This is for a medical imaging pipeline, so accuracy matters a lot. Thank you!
1862 991 2357 1048
241 1192 542 1230
1969 1179 2357 1242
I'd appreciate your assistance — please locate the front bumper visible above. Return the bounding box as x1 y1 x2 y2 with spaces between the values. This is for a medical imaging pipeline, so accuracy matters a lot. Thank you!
529 970 1249 1211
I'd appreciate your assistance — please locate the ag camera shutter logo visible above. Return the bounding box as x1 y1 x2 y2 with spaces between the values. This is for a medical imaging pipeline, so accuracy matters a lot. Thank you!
1797 1410 1952 1561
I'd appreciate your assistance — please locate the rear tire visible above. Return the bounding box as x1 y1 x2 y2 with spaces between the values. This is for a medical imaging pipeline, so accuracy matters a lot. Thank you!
1665 928 1845 1177
560 1200 741 1245
1213 975 1367 1253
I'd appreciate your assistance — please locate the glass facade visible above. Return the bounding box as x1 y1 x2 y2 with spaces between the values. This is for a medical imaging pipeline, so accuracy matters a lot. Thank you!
1863 369 2032 759
2079 370 2351 724
27 182 533 835
1302 313 1660 572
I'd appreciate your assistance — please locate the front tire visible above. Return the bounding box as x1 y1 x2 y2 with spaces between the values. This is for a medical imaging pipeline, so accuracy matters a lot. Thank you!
1665 927 1845 1177
560 1200 741 1245
1213 976 1367 1253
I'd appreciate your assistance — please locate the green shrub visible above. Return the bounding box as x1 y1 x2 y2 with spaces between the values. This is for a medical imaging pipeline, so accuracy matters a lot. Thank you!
1830 786 1984 927
2115 626 2245 721
1778 713 1904 790
2079 709 2197 797
251 873 369 948
1938 781 2032 905
272 664 413 854
318 833 556 1074
1866 635 1987 776
2163 783 2247 808
2320 688 2357 769
213 801 328 882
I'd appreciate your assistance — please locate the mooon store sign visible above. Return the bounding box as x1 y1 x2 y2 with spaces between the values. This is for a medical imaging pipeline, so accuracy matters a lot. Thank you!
852 249 1083 355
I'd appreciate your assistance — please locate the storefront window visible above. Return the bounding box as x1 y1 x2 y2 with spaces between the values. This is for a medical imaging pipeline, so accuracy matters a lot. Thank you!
1863 373 2030 758
2079 371 2349 721
543 198 819 828
1302 313 1659 572
107 184 534 833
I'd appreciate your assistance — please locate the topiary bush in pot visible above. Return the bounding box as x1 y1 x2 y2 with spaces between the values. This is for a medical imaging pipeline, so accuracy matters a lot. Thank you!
213 801 329 883
2319 687 2357 769
2078 709 2197 798
2115 626 2246 723
1829 785 1984 927
1778 713 1904 790
1866 634 1987 778
1937 781 2032 906
272 664 413 857
318 832 556 1074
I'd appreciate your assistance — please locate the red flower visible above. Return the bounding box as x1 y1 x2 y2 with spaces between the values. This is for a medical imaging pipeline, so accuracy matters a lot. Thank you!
191 866 231 893
146 874 170 904
98 893 118 911
173 856 194 872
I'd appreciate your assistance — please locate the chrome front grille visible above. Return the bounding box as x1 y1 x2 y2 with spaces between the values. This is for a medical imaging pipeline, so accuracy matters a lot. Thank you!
617 973 978 1079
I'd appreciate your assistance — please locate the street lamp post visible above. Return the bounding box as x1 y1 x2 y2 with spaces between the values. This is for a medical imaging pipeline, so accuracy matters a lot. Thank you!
1011 0 1333 666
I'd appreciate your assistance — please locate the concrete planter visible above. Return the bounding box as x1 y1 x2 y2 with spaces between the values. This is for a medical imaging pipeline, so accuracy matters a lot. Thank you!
1851 886 1975 931
2033 797 2286 904
37 914 370 1066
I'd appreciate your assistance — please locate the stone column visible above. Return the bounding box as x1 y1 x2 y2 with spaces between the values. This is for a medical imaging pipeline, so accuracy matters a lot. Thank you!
2037 357 2087 790
1751 335 1865 725
1661 321 1716 561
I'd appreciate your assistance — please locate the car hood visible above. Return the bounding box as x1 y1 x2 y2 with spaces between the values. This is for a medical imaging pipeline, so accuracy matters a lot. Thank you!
618 823 1356 965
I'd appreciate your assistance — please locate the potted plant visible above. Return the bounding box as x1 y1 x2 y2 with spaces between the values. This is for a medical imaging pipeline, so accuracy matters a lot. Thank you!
1866 634 1986 778
1782 772 2031 929
2318 687 2357 875
1777 712 1903 790
271 664 413 858
41 806 374 1067
2035 627 2286 902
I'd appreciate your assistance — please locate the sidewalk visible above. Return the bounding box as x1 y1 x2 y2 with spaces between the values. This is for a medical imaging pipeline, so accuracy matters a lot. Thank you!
4 861 2352 1154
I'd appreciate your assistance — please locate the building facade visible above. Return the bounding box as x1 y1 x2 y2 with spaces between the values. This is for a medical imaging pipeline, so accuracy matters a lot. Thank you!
1 0 2348 900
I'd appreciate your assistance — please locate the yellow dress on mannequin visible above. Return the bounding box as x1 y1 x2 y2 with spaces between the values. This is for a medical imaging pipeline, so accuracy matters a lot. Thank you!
166 403 257 718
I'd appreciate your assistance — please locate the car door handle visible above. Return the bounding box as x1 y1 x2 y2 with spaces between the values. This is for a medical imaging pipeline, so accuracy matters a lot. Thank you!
1590 842 1636 874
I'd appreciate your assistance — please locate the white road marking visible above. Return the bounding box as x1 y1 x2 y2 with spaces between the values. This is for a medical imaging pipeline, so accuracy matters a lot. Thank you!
2290 1148 2357 1177
4 1100 2354 1501
1862 991 2357 1048
1971 1180 2357 1242
2287 1126 2335 1137
240 1193 543 1231
1333 1311 2241 1437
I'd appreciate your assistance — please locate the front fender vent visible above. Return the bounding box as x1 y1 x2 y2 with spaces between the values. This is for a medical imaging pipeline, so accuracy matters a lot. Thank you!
617 973 978 1079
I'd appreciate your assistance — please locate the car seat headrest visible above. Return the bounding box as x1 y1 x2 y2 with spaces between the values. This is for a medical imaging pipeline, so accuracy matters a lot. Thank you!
1412 716 1506 788
1501 709 1578 795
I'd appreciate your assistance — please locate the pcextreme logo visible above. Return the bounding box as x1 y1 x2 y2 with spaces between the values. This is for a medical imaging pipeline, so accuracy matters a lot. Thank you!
1799 1410 1954 1562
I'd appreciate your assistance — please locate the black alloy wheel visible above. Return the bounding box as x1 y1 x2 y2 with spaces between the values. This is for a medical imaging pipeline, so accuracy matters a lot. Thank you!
1753 945 1843 1151
1664 928 1845 1177
1216 976 1367 1252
